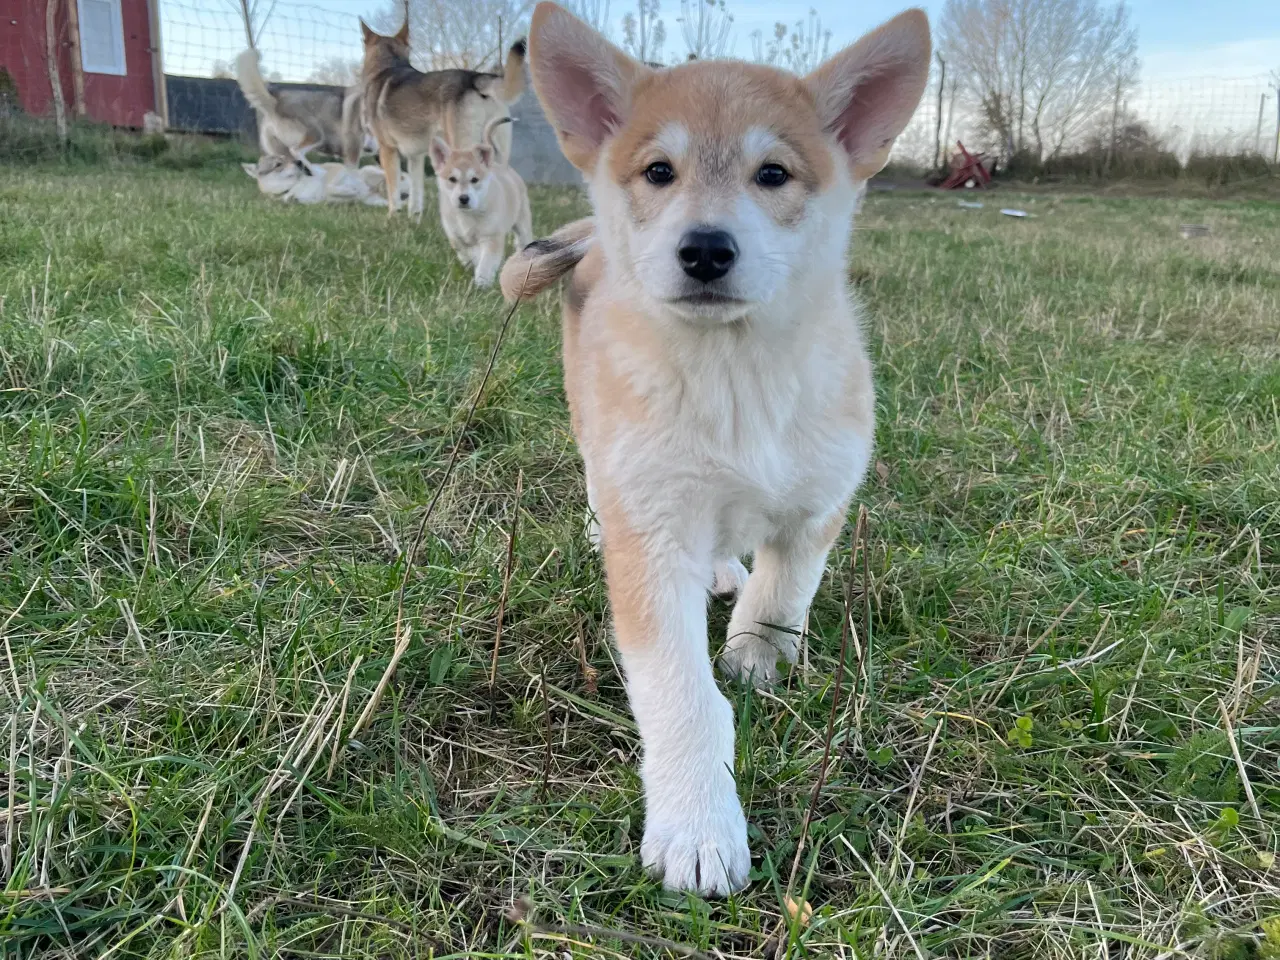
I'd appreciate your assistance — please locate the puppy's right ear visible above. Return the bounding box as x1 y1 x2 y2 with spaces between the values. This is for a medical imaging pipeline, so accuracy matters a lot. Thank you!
528 2 646 172
429 137 450 171
359 19 374 43
241 163 259 178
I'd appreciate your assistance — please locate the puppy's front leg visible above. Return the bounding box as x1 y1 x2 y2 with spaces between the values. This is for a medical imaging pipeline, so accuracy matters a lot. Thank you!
472 237 505 287
720 509 846 685
600 506 749 896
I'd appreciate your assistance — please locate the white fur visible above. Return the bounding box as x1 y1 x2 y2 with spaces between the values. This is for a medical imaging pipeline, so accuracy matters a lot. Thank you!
434 148 534 286
243 161 407 206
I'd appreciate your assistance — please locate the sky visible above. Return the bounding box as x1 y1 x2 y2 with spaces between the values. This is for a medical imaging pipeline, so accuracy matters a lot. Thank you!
279 0 1280 79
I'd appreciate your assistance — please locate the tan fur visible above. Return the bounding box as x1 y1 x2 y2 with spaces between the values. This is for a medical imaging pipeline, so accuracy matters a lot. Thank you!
358 21 526 219
499 216 595 301
515 2 931 896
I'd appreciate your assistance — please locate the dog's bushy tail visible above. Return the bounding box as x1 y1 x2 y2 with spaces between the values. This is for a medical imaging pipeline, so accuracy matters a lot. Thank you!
499 39 527 104
500 217 594 304
235 49 277 116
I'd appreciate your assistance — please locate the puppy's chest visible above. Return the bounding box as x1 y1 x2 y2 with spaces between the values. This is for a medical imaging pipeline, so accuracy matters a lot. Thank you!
645 349 858 506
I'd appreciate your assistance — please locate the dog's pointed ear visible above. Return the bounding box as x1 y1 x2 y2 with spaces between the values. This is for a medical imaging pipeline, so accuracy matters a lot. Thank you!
477 144 493 166
359 19 374 43
430 137 450 171
803 8 930 181
528 1 647 172
395 19 409 44
241 162 258 178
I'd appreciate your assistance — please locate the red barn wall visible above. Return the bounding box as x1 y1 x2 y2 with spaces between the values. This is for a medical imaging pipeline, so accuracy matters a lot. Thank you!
0 0 155 128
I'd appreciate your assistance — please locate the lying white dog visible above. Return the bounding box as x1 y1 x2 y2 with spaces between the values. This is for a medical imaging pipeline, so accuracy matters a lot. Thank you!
242 158 410 206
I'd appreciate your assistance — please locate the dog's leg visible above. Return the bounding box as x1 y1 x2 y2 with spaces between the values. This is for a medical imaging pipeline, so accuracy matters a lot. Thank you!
514 196 534 250
290 141 321 176
720 510 845 685
472 237 505 287
379 145 401 216
406 154 426 223
599 504 750 896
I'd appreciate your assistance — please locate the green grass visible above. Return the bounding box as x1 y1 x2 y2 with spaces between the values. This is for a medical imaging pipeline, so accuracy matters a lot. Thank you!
1 166 1278 959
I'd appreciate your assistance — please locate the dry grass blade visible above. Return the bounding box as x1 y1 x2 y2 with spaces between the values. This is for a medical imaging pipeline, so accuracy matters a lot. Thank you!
1 577 40 703
505 897 715 960
350 627 412 738
1217 699 1261 823
489 469 523 688
986 588 1089 706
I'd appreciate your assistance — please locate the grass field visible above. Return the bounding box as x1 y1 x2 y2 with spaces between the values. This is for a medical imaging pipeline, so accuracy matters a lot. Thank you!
2 164 1278 959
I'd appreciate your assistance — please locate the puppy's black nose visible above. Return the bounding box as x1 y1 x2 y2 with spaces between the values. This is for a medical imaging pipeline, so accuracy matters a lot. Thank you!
458 194 470 207
677 229 737 283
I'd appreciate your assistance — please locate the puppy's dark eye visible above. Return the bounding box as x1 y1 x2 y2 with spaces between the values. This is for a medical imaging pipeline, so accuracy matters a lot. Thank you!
645 161 675 186
470 177 479 184
756 163 789 187
448 176 457 183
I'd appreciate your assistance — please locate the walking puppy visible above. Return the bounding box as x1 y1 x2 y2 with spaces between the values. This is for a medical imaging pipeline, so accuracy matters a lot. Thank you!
432 117 534 285
358 21 526 220
503 3 930 894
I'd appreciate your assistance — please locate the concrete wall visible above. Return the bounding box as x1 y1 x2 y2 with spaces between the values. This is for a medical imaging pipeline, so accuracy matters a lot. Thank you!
508 94 581 186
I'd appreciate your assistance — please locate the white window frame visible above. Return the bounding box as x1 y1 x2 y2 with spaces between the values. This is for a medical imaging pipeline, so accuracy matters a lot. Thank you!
77 0 128 76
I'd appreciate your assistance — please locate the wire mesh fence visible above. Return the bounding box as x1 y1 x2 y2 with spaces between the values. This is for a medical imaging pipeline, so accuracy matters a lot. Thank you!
162 0 368 84
894 69 1278 169
3 0 1276 177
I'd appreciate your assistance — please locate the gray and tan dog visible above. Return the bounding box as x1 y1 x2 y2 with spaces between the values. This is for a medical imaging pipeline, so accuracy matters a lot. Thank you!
235 49 367 171
358 20 527 220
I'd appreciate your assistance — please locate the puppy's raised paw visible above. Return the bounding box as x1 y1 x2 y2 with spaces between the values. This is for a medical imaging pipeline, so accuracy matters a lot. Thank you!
711 557 749 600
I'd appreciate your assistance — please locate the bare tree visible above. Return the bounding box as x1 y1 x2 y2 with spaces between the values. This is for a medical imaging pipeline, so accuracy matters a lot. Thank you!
749 10 829 74
621 0 666 65
679 0 733 60
228 0 277 49
567 0 612 37
939 0 1139 160
308 58 362 86
749 22 786 65
375 0 532 70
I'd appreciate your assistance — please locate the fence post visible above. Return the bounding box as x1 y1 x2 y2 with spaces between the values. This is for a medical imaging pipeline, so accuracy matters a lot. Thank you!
238 0 255 49
65 0 86 116
1257 93 1267 155
932 54 945 172
1105 72 1122 176
44 0 68 144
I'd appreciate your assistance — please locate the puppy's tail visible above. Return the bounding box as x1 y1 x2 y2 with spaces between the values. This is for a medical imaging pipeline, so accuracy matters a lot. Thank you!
498 38 527 104
482 114 513 164
500 217 595 304
235 49 277 117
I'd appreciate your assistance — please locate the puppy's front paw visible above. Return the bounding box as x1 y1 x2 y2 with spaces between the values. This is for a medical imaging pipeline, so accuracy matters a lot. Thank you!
641 792 749 896
720 611 799 685
711 557 749 600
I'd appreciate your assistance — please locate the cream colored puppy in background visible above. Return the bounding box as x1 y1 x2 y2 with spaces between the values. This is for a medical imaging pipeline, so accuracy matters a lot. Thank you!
501 3 930 895
432 117 534 286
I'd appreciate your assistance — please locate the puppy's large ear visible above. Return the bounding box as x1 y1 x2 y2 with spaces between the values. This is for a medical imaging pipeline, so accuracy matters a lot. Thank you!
803 9 930 181
528 2 647 172
429 137 450 171
394 19 409 44
359 19 375 43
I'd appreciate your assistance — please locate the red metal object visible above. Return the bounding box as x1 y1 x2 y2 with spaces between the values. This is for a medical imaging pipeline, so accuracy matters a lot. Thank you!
939 141 993 190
